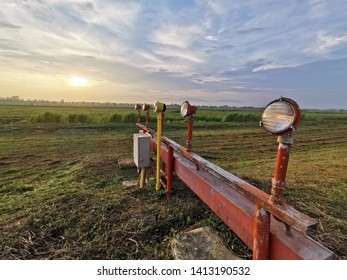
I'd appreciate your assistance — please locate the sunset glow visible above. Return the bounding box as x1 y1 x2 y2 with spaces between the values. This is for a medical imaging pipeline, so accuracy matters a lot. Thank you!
68 76 87 87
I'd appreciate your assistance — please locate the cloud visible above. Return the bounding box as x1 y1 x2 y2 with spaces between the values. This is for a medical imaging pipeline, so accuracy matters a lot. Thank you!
0 21 22 29
150 24 202 49
154 46 205 64
246 58 347 108
252 64 293 72
0 0 347 108
309 32 347 54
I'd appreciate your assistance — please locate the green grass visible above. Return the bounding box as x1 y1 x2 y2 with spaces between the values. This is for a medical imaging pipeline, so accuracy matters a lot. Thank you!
0 105 346 259
0 104 264 124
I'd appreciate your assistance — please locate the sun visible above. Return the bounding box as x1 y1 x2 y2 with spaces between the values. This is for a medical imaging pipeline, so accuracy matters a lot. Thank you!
68 76 87 87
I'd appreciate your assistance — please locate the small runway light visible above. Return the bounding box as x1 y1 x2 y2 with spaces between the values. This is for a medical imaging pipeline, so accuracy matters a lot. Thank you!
261 97 301 205
142 104 151 128
153 101 166 191
135 104 142 111
261 97 301 135
154 100 166 113
180 101 197 152
135 104 142 123
142 104 151 111
180 101 197 118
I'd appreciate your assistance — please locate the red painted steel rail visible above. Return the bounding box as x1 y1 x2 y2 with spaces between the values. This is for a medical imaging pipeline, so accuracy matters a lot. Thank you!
136 123 333 260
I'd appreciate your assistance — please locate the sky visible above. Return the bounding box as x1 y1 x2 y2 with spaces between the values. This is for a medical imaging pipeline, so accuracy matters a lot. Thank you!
1 0 347 109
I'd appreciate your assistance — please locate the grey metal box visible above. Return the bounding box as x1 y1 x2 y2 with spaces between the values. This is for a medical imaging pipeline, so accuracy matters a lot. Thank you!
133 134 151 168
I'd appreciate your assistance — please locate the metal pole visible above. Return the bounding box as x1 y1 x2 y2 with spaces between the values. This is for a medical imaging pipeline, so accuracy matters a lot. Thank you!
137 111 141 123
156 112 163 192
270 134 294 205
146 111 150 128
253 205 270 259
139 168 145 188
161 111 165 131
167 145 174 195
186 116 193 152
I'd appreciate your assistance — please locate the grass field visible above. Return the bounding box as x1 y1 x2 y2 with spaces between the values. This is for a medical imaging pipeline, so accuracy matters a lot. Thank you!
0 105 346 259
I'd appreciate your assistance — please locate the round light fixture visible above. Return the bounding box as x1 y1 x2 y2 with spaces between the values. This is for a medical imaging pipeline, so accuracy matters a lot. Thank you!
261 97 301 135
142 104 151 111
153 100 166 113
135 104 142 111
180 101 197 118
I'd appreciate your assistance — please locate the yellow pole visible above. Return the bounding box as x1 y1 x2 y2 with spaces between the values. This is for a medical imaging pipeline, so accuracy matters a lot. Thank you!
156 112 162 191
140 168 145 188
153 100 166 192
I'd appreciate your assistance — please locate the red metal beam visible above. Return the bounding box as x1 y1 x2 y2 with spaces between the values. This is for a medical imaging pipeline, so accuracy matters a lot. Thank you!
253 205 270 260
139 123 316 234
270 135 293 205
167 145 174 193
186 117 193 152
138 123 333 259
160 140 332 259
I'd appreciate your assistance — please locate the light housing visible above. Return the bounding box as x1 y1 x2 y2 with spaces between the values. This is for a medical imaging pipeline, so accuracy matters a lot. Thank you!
153 100 166 113
134 104 142 111
180 101 197 118
142 103 151 111
261 97 301 135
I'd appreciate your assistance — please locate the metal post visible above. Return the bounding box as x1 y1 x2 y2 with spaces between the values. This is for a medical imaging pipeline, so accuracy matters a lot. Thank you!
186 116 193 152
139 168 146 188
146 111 150 128
137 111 141 123
253 204 270 259
270 134 294 205
161 111 165 131
156 112 163 192
167 145 174 195
162 161 166 177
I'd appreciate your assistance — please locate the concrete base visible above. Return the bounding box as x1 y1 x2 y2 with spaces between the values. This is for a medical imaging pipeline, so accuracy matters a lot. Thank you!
122 180 138 188
118 158 135 168
122 178 155 189
172 226 242 260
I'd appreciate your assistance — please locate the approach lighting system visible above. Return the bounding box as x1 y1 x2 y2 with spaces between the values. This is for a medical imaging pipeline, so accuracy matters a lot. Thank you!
142 103 151 111
180 101 197 118
154 100 166 113
261 97 301 135
135 104 142 111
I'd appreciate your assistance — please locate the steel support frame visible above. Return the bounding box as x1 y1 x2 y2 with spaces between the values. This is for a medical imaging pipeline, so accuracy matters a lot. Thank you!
137 123 333 259
270 135 293 205
160 145 174 198
145 111 150 128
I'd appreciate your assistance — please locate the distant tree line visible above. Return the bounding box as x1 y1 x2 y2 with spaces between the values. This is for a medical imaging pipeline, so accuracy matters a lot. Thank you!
0 96 135 108
0 96 252 109
1 96 345 112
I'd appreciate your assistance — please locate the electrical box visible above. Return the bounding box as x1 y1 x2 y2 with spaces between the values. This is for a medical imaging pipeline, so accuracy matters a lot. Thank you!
133 133 151 168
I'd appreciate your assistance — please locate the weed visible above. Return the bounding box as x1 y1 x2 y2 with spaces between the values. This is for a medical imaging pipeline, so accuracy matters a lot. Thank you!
67 113 92 123
222 112 260 122
108 113 123 123
31 112 63 123
123 113 137 123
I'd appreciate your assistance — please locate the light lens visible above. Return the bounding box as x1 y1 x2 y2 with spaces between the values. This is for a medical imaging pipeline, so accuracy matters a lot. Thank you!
154 100 166 113
154 101 159 112
142 104 151 111
262 101 296 134
181 101 189 117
